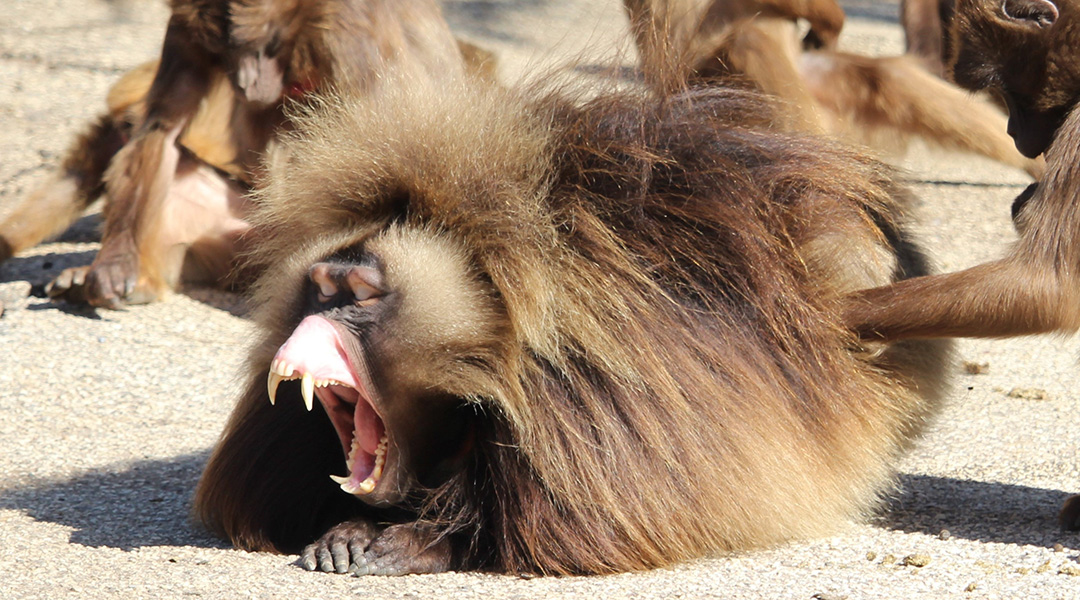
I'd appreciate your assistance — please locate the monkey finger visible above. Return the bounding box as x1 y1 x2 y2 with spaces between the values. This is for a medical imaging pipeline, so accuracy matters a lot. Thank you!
299 543 319 571
348 539 367 565
314 543 335 573
329 539 353 574
45 267 90 305
84 269 131 310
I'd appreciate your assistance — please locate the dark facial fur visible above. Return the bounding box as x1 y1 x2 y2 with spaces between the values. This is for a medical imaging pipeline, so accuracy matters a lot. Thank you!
951 0 1080 156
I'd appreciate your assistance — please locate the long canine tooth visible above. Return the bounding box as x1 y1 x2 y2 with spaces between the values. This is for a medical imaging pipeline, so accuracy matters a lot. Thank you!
267 371 285 405
330 474 355 493
330 474 365 495
301 372 315 411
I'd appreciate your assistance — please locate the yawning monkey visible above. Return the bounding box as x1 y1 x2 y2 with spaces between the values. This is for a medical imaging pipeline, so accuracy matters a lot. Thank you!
194 66 951 575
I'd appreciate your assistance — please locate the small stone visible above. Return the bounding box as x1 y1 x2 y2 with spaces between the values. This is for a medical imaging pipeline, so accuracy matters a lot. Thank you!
902 554 931 568
1053 543 1065 553
964 583 977 593
865 551 877 562
1059 565 1080 576
1036 560 1052 573
938 529 951 541
962 361 989 374
1016 567 1031 575
881 554 897 565
1006 387 1049 400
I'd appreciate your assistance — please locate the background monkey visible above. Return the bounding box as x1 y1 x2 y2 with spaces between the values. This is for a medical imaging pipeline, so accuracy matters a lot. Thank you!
624 0 1044 177
194 66 951 574
0 0 470 308
843 0 1080 530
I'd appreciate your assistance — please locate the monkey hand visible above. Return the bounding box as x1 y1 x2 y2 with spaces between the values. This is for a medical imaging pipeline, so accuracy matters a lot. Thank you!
301 520 453 577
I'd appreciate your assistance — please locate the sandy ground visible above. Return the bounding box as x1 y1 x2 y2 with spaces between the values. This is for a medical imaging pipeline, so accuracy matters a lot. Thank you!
1 1 1078 598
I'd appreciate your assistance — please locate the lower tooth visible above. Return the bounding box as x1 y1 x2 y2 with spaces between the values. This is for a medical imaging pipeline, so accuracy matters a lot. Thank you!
330 436 388 495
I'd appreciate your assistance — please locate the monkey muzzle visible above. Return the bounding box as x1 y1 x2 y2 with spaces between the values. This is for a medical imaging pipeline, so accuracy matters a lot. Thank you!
267 315 388 496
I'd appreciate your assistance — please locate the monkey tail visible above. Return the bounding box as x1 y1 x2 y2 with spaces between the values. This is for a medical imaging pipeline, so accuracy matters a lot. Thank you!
0 114 129 262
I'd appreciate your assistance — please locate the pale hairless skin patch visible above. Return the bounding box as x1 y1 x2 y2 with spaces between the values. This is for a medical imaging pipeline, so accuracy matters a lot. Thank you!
236 50 285 106
268 315 388 496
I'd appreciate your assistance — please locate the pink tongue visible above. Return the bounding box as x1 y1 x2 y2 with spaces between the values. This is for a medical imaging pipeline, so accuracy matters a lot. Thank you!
273 316 360 388
354 397 384 456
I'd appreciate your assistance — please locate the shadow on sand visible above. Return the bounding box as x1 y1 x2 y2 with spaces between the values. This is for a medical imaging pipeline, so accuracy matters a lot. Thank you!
0 452 227 551
1 455 1074 551
881 473 1077 548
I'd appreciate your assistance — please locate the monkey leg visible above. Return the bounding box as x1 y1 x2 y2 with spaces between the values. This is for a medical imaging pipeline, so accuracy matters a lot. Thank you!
0 115 128 264
692 19 830 133
61 123 183 308
799 52 1045 178
48 152 250 305
302 520 454 577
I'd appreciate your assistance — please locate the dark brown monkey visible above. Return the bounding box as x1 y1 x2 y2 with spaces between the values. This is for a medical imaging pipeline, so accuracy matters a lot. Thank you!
625 0 1044 177
843 0 1080 530
194 69 951 575
0 0 468 308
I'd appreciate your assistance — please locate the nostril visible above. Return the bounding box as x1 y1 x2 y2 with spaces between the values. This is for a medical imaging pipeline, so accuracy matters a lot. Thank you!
346 266 384 304
309 263 339 302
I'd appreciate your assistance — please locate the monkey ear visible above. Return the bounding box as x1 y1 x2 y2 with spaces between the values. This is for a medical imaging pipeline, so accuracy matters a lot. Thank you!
1002 0 1059 28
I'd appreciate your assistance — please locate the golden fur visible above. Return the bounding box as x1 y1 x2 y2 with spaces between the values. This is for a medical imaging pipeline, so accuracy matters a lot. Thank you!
625 0 1044 177
0 0 475 307
194 70 951 574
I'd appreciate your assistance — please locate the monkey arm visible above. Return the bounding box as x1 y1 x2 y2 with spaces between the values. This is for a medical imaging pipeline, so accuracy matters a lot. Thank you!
844 257 1080 340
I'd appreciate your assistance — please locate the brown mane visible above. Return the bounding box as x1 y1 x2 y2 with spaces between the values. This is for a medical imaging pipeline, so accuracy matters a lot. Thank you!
196 72 948 574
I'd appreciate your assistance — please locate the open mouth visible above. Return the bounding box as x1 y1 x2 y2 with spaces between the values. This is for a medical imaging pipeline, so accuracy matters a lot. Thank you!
266 315 388 496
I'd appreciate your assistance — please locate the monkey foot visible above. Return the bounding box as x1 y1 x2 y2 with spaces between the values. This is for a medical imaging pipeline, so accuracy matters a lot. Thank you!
46 265 159 308
267 315 389 497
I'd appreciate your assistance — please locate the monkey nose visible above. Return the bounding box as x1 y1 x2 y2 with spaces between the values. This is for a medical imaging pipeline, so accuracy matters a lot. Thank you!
308 262 338 295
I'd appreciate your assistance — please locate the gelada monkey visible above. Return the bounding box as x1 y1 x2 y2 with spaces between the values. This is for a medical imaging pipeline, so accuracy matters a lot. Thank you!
194 67 951 575
844 0 1080 530
625 0 1044 177
0 0 469 308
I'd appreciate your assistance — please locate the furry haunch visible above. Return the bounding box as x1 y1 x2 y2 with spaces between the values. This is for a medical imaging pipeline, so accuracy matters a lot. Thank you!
194 73 950 575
